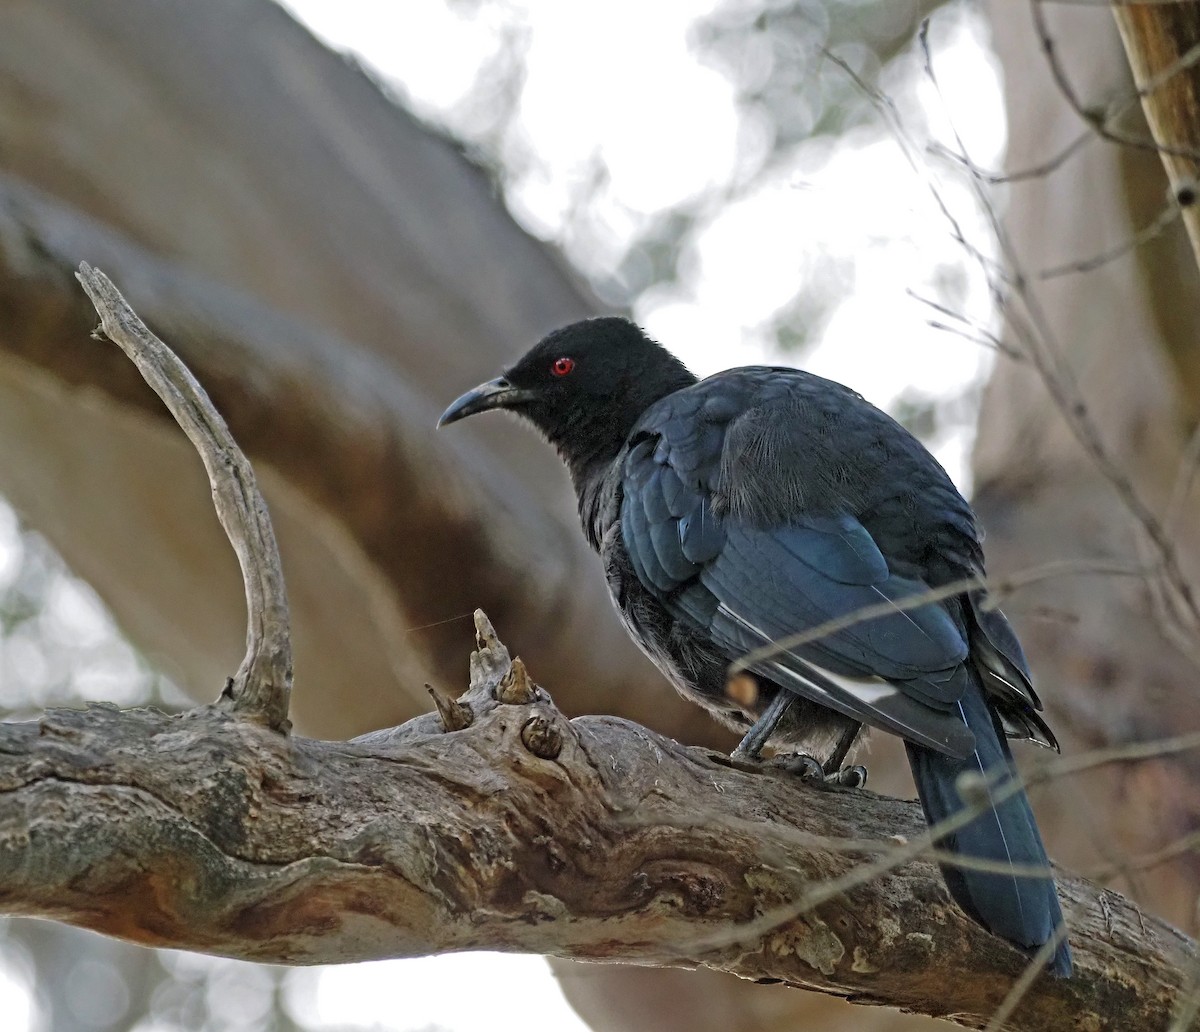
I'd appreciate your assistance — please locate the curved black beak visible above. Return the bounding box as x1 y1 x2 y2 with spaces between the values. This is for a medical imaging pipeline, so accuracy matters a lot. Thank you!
437 376 534 428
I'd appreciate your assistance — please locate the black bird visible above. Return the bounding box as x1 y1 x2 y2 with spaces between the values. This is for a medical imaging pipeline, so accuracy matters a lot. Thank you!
439 316 1071 976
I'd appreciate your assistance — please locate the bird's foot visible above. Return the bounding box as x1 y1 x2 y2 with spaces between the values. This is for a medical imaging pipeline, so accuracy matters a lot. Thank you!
776 752 824 779
773 753 868 788
826 763 868 788
723 746 867 788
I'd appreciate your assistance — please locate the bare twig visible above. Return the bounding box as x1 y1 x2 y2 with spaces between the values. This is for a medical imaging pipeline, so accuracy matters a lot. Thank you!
1164 421 1200 543
916 22 1200 658
1032 0 1200 164
908 288 1028 361
1038 193 1182 278
1086 830 1200 881
74 263 292 732
942 128 1095 186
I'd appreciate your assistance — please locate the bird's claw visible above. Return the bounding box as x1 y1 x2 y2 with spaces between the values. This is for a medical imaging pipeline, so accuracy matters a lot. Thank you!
774 753 867 788
780 753 825 779
829 764 868 788
728 743 759 765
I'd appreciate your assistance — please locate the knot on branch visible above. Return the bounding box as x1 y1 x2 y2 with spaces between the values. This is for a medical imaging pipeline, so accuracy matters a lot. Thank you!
520 714 563 759
470 610 548 707
496 657 537 705
426 683 472 732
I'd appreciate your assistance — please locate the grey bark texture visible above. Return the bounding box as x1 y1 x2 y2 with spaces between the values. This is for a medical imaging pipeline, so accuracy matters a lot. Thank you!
1 611 1192 1032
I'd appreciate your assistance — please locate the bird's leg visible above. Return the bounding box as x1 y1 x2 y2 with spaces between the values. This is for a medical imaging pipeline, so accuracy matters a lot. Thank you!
731 695 866 789
730 689 794 761
822 721 867 788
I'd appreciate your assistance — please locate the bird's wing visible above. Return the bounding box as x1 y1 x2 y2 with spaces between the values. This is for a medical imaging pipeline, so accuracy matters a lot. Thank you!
620 386 979 758
966 595 1058 749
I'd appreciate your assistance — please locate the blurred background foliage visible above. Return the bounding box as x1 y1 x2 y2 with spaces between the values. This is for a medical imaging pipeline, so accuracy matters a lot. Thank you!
358 0 971 361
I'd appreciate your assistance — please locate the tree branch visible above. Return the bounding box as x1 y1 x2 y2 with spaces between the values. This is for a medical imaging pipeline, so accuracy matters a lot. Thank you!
76 263 292 731
1113 3 1200 272
0 610 1189 1031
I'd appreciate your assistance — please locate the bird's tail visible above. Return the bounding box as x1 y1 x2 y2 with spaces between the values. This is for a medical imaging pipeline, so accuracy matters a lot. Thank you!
905 680 1072 977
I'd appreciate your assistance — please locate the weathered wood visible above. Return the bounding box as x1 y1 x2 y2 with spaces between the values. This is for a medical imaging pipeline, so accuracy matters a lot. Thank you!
76 264 293 730
0 618 1190 1031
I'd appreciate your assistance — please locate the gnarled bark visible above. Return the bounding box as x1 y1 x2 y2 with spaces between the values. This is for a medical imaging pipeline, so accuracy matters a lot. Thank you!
1 624 1191 1032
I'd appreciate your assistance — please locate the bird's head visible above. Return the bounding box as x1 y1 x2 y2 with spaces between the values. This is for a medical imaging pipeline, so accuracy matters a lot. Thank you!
439 316 696 473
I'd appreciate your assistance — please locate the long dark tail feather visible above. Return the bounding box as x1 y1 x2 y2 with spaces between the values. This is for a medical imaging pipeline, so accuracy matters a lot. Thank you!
906 680 1073 977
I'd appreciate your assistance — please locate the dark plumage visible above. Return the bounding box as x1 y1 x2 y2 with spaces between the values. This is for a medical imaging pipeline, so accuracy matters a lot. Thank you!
440 316 1071 976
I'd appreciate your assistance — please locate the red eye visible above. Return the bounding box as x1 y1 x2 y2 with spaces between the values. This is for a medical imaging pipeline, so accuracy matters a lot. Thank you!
551 356 575 377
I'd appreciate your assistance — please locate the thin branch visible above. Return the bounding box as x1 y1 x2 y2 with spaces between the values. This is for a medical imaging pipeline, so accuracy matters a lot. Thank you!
1032 0 1200 164
1112 0 1200 278
74 263 292 732
729 558 1145 675
945 129 1095 186
907 289 1028 361
1038 193 1182 279
915 21 1200 657
1086 830 1200 881
1164 421 1200 543
932 11 1200 183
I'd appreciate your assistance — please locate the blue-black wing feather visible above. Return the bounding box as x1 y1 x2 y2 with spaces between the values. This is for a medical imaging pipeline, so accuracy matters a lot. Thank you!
620 373 980 755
